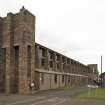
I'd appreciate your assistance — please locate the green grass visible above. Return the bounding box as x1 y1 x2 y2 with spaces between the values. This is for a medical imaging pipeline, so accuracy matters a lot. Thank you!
71 88 105 101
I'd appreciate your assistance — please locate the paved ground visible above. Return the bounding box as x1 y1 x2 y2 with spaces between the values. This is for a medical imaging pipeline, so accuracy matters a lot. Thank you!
0 88 105 105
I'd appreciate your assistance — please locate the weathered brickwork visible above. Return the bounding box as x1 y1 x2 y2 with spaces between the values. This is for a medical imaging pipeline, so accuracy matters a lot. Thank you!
0 7 98 94
0 7 35 94
0 17 4 92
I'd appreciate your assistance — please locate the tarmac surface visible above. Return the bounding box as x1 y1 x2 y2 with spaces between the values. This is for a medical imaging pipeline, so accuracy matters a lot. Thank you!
0 88 105 105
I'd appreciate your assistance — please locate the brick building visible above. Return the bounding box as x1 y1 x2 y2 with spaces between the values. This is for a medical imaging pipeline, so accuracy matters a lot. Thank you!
0 7 98 94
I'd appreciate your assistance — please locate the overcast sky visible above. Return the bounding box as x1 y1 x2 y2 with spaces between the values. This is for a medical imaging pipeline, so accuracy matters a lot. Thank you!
0 0 105 73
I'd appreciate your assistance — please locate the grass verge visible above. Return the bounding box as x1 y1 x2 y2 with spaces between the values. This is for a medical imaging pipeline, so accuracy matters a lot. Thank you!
71 88 105 101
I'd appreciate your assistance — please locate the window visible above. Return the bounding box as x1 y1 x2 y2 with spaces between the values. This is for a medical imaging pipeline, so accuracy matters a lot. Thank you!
49 61 53 68
68 76 70 83
0 48 2 64
54 74 57 83
0 48 5 65
71 60 73 64
0 48 6 92
63 64 65 70
67 59 70 64
49 51 53 59
14 46 19 67
27 46 31 78
41 58 46 66
62 75 65 83
56 54 60 61
14 46 19 93
57 63 60 69
62 57 65 63
41 48 46 57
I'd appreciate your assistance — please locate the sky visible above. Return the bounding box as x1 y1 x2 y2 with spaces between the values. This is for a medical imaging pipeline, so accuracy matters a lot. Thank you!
0 0 105 73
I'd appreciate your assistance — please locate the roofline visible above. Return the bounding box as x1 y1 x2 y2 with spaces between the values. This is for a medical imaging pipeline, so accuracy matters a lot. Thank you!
35 42 89 67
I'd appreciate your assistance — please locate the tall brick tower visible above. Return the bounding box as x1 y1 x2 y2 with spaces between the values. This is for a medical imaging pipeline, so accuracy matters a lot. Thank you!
0 7 35 94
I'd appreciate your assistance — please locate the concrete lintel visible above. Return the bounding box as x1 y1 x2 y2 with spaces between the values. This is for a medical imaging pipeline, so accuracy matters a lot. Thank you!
35 69 88 78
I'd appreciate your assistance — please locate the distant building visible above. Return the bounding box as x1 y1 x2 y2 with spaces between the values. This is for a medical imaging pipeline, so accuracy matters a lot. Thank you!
88 64 99 80
100 72 105 87
0 7 98 94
